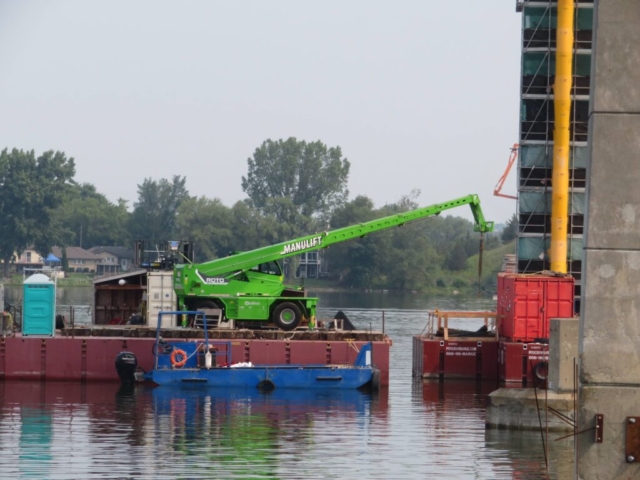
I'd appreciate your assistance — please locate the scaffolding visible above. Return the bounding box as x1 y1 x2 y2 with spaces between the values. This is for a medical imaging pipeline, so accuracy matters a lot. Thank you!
515 1 594 308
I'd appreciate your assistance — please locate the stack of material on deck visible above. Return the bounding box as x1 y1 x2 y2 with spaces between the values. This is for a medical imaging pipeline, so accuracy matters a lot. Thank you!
501 254 517 273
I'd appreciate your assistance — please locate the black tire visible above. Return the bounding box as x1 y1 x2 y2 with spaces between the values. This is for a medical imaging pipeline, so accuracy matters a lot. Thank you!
272 302 302 331
257 379 276 391
371 369 381 391
533 361 548 381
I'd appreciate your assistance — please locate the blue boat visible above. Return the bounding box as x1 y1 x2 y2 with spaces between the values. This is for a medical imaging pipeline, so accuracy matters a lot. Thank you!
127 311 378 391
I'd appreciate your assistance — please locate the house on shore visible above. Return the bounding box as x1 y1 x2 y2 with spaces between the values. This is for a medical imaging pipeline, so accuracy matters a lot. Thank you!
89 246 134 275
51 247 102 273
12 247 44 273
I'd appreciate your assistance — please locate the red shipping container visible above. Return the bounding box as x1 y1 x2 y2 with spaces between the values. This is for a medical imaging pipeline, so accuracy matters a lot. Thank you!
497 273 574 342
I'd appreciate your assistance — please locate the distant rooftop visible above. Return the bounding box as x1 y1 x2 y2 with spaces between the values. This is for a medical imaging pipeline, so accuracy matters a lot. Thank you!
89 246 134 259
51 246 102 261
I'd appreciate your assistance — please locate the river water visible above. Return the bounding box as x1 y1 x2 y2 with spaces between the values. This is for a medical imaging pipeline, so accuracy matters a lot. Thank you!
0 288 574 479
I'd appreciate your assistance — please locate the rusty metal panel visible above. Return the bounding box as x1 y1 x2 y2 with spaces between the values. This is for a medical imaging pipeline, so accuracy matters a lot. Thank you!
85 338 127 381
499 341 549 384
626 417 640 462
479 341 500 380
247 340 287 365
330 341 360 365
4 337 43 380
329 342 351 365
371 341 390 386
290 341 327 365
443 341 479 378
415 339 441 379
44 338 84 381
499 342 525 383
412 337 423 377
0 339 5 378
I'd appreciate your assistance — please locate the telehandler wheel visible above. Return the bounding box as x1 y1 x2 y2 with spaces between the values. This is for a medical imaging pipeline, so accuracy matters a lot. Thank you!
273 302 302 331
195 300 218 310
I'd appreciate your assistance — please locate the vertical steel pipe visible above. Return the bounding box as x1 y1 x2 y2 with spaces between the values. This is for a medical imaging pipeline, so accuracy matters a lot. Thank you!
550 0 574 273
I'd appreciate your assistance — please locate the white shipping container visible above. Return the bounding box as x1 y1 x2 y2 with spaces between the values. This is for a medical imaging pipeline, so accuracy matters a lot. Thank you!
146 271 177 328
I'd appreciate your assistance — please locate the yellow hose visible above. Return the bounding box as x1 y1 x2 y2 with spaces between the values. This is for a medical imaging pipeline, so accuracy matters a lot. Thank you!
550 0 574 273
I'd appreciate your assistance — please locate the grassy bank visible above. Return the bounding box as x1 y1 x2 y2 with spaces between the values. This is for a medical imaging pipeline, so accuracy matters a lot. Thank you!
292 240 515 296
450 240 516 294
3 241 515 294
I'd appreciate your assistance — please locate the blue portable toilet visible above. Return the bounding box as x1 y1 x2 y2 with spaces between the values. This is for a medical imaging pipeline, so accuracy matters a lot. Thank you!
23 273 56 336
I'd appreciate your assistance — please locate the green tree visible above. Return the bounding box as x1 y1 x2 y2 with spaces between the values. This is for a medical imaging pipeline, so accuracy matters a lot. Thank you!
330 195 377 228
372 194 440 289
241 138 350 224
484 233 502 250
130 176 189 241
325 196 377 285
324 191 504 290
383 232 439 289
0 148 76 277
61 246 69 272
176 196 234 263
52 183 130 248
501 213 518 243
423 215 475 256
444 240 469 271
229 201 286 252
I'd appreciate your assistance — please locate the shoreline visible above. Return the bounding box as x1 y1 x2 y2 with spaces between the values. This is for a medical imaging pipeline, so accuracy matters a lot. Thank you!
2 275 497 296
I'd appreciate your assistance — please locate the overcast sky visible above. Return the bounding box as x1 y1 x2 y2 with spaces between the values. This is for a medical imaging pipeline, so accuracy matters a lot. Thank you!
0 1 521 224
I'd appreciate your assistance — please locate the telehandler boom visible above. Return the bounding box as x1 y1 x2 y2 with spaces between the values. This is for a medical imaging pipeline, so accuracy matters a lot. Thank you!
174 194 494 330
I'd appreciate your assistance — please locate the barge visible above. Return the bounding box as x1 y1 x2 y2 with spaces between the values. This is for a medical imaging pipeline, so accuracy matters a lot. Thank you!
0 326 391 385
1 265 391 385
413 274 574 384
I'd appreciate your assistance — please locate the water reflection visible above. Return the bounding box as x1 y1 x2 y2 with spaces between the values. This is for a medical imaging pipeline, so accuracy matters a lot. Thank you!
485 426 575 479
412 380 574 479
149 387 387 478
0 290 573 479
0 382 391 479
19 407 53 478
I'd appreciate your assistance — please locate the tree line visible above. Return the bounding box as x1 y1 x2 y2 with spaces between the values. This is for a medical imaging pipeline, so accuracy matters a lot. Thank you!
0 139 508 289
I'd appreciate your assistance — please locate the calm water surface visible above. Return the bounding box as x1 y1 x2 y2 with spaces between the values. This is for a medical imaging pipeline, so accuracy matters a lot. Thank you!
0 289 574 479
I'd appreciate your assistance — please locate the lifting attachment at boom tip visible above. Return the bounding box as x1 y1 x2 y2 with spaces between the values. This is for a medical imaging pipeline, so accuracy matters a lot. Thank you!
494 143 518 200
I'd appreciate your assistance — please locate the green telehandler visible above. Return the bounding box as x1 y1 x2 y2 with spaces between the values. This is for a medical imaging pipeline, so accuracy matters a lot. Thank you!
174 194 494 330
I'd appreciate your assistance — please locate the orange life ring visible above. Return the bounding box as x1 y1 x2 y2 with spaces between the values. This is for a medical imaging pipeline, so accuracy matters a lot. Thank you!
170 348 188 368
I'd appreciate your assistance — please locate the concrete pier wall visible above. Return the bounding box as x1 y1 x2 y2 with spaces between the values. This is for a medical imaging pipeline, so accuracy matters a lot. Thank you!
486 389 574 432
548 318 578 393
577 1 640 477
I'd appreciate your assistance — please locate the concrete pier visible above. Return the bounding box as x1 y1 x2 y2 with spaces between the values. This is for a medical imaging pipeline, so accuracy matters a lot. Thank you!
486 389 574 432
486 318 578 432
577 1 640 477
